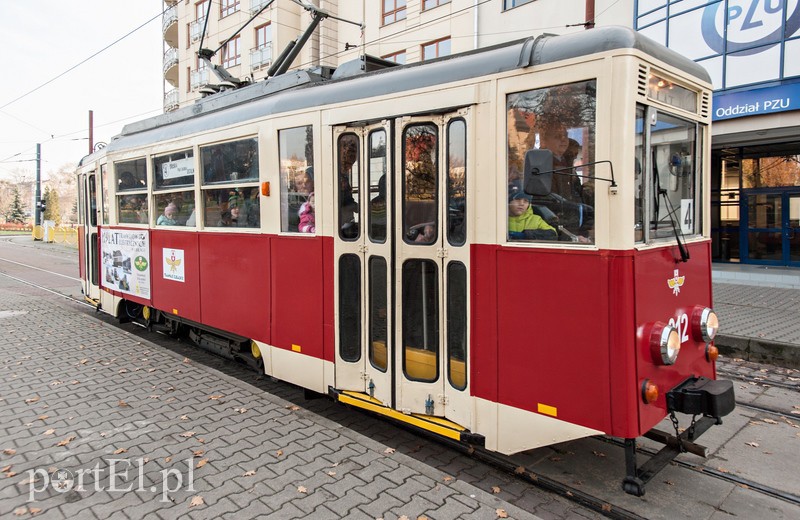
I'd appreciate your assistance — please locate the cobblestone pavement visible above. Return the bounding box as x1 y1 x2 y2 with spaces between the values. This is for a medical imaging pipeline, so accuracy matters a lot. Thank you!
0 281 556 520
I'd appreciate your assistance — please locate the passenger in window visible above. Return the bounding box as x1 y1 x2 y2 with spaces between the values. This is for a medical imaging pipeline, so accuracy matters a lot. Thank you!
414 224 435 244
186 209 197 227
295 166 315 233
538 121 587 203
339 174 359 239
298 193 316 233
370 175 387 241
507 185 557 241
118 171 142 191
157 202 179 226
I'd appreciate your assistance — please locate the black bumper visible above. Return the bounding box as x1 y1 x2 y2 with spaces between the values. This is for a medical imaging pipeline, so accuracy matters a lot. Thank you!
666 376 735 418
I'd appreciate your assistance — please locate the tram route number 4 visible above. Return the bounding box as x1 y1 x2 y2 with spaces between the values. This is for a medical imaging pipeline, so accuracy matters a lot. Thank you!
680 199 693 235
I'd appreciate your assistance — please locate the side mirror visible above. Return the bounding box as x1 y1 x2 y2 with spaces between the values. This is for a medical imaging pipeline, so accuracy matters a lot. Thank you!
523 149 553 196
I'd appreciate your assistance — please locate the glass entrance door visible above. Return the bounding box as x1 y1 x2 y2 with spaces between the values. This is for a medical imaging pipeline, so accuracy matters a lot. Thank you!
743 189 800 266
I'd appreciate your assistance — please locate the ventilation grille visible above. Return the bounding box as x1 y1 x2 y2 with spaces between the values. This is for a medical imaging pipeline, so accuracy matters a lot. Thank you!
700 92 711 119
637 65 648 98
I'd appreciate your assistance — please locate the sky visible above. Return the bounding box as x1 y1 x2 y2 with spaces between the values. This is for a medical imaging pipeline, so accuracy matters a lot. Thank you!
0 1 164 182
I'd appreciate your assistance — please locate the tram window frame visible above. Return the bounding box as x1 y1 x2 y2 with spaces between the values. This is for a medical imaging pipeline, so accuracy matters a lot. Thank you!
339 254 362 363
199 137 261 229
152 149 196 228
645 110 702 241
505 79 597 244
368 129 388 243
402 259 440 383
368 256 388 372
100 163 109 225
88 174 98 228
446 261 467 390
447 118 466 246
402 123 439 245
278 125 314 234
115 158 149 225
337 133 360 241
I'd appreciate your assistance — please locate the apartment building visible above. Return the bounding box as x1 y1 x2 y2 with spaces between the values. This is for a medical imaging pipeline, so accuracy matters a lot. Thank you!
161 0 800 267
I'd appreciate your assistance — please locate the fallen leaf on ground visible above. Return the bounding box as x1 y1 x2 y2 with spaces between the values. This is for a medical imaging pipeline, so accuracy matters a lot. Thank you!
38 415 48 421
29 507 41 515
745 442 760 447
297 486 307 493
189 496 204 507
25 397 39 404
592 451 606 457
243 470 256 477
327 471 336 477
496 509 508 518
234 408 247 414
2 449 15 455
13 507 27 516
193 450 204 458
180 415 189 421
383 448 395 455
491 486 501 494
1 465 10 472
56 436 75 447
165 457 172 463
113 448 127 455
208 395 224 400
763 418 778 424
286 405 300 411
514 466 525 475
196 459 208 469
183 358 191 364
276 450 283 457
179 432 196 438
118 400 129 408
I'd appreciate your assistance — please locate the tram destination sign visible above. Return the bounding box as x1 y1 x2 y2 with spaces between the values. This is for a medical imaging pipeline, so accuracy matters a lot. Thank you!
713 82 800 121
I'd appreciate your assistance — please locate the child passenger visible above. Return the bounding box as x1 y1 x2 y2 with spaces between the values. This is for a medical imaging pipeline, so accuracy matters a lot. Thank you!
507 187 557 241
157 202 178 226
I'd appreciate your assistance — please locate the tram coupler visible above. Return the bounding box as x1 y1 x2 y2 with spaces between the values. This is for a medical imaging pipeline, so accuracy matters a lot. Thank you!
622 375 735 496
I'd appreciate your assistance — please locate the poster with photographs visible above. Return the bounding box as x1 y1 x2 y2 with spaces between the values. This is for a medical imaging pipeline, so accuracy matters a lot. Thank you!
100 229 150 299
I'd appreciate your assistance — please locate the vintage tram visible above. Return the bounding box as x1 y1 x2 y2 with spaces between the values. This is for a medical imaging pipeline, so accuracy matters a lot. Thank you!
77 26 734 495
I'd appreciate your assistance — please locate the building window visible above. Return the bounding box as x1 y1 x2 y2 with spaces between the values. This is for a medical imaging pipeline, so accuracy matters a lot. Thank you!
504 0 534 8
220 0 239 18
383 0 407 25
423 0 450 10
422 37 451 60
222 36 241 68
190 1 209 44
382 51 406 64
252 23 272 69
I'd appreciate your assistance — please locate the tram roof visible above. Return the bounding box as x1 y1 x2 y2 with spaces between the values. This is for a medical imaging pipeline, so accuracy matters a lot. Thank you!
108 26 710 153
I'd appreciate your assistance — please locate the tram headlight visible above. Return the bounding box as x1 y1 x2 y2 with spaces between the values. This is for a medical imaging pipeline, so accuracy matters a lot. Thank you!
692 306 719 342
649 322 681 365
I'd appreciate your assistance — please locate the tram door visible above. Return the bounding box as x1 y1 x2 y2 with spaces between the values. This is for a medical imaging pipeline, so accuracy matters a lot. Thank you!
82 171 101 301
333 122 395 406
395 112 470 423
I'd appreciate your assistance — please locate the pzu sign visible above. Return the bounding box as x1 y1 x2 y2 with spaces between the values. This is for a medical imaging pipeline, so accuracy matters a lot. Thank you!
702 0 800 55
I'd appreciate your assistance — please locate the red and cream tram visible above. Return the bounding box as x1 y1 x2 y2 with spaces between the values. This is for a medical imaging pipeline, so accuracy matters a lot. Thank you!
77 26 734 495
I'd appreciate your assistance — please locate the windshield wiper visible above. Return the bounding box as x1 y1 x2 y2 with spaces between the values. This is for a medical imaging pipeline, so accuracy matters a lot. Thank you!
658 188 690 263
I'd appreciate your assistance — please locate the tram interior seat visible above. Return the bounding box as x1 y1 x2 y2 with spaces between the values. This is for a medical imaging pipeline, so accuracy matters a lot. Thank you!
401 346 466 389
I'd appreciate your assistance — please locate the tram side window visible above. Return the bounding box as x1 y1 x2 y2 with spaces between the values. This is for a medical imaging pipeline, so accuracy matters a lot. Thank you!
337 133 360 240
200 138 260 228
635 106 645 243
154 149 195 227
88 174 97 228
506 80 596 243
447 119 466 246
368 129 388 243
115 158 148 225
100 164 109 225
403 124 438 244
278 126 314 233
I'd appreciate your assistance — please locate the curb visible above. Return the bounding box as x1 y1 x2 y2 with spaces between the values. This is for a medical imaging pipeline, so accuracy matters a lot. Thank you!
715 334 800 369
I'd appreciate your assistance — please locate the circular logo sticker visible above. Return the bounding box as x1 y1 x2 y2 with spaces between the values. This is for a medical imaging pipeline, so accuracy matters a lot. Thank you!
134 256 149 271
50 468 75 493
702 0 800 56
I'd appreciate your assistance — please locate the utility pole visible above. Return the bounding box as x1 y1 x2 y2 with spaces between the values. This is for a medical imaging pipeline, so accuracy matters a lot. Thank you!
89 110 94 154
35 143 42 228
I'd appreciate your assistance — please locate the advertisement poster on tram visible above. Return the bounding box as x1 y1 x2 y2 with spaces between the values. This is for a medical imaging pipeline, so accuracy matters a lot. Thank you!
100 229 151 299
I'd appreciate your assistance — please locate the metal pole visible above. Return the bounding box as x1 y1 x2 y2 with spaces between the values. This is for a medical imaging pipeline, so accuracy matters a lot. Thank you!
35 143 41 228
89 110 94 154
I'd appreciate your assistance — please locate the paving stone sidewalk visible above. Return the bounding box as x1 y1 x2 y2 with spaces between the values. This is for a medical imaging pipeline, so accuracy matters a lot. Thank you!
0 287 539 520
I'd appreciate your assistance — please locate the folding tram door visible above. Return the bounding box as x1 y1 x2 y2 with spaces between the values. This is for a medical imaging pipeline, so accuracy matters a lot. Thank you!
81 170 102 303
333 110 471 429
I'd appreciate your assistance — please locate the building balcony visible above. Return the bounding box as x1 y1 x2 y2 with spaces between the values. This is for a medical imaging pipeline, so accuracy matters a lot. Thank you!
164 88 179 112
163 5 179 47
250 44 272 71
190 19 205 43
190 68 210 90
163 48 179 86
251 0 271 14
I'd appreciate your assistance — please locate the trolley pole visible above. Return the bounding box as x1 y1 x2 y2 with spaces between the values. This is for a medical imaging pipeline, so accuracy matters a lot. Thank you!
34 143 42 229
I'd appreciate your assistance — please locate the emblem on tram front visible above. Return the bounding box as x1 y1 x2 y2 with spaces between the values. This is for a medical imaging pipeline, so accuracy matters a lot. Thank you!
667 269 685 296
